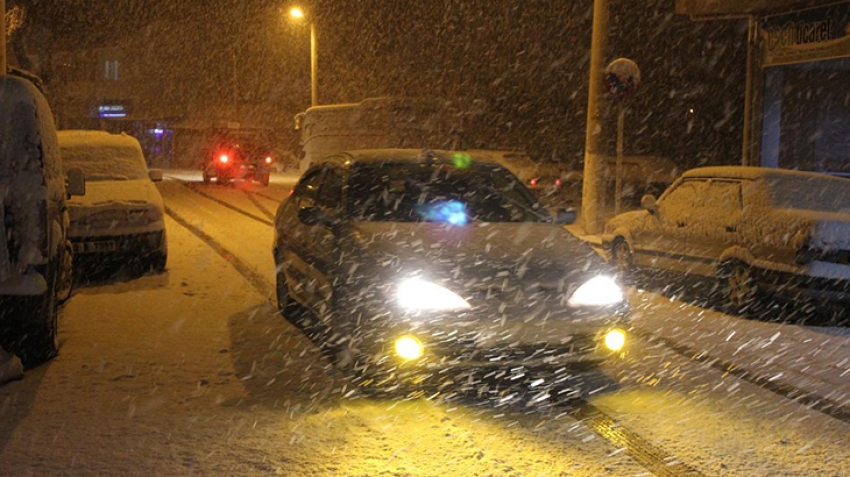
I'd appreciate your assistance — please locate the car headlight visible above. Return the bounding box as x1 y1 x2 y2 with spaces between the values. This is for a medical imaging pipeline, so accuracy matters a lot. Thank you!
397 278 470 311
568 275 625 307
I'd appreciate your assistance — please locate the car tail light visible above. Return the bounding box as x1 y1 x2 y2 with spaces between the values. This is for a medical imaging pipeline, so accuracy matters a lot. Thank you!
530 178 538 187
219 154 229 164
555 178 562 187
265 156 273 164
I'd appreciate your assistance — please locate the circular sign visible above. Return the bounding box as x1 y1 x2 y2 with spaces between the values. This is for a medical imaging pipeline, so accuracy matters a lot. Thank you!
604 58 641 98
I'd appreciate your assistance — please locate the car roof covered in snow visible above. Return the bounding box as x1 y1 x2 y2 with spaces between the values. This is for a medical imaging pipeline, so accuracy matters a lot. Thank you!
682 166 849 182
317 149 503 167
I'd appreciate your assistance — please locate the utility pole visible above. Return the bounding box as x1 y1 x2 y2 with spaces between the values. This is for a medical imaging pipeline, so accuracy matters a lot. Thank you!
581 0 610 234
310 21 317 107
1 0 7 75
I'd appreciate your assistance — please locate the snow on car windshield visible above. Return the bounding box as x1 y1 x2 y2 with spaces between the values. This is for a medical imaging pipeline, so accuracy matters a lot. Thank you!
766 175 850 213
347 162 545 223
59 134 148 182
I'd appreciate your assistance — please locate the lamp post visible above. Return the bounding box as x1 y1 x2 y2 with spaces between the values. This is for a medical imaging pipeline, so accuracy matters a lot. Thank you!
289 7 318 107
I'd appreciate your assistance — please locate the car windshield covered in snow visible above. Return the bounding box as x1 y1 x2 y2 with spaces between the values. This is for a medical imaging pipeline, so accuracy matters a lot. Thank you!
766 174 850 213
60 134 149 181
347 162 546 223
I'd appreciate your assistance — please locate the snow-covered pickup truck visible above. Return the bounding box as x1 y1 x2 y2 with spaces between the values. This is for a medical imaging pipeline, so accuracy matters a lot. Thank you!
602 166 850 311
0 75 85 368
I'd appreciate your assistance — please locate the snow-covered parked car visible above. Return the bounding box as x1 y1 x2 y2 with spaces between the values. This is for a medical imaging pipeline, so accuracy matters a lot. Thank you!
58 131 168 272
602 166 850 310
0 76 85 367
273 149 629 394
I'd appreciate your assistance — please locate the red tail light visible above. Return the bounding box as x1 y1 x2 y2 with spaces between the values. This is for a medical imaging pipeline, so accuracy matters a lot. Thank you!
265 156 273 164
530 178 538 187
555 178 562 187
219 154 229 164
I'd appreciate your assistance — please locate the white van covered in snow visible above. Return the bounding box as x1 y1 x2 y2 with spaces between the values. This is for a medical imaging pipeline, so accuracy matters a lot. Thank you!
0 75 85 368
294 97 452 172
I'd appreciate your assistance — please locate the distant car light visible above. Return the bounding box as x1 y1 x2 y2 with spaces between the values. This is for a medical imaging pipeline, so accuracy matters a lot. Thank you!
555 178 562 187
568 275 625 307
530 177 538 187
397 278 470 311
395 335 424 360
265 156 273 164
219 154 229 164
604 328 626 351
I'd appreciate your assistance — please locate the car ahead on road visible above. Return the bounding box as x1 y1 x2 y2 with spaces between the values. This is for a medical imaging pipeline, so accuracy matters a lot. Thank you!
273 149 629 393
58 131 168 273
0 76 86 367
602 166 850 311
202 135 273 186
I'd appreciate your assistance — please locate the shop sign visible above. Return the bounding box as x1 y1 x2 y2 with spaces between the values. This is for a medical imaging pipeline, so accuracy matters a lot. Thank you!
762 3 850 66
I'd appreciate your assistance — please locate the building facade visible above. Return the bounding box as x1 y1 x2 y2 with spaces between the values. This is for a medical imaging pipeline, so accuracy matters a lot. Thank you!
679 0 850 176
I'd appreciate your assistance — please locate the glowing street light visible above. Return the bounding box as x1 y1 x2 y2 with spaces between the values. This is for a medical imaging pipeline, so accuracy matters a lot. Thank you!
289 6 318 107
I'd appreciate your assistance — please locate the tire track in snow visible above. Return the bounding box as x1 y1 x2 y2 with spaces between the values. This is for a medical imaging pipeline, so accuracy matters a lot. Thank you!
242 190 276 222
164 205 274 300
570 401 706 477
630 326 850 425
171 180 274 227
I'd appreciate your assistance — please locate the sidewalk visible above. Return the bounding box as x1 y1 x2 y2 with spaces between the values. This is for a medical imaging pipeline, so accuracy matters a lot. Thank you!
563 207 850 417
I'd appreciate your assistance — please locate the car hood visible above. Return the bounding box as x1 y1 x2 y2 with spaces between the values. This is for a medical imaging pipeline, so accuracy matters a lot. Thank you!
347 221 607 287
67 179 165 230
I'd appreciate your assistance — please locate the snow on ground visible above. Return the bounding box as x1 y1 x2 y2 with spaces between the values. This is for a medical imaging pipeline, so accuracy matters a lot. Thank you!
157 180 278 288
602 325 850 476
627 288 850 409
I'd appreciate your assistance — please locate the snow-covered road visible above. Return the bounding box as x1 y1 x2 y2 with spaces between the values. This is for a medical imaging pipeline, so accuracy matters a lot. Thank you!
0 174 848 476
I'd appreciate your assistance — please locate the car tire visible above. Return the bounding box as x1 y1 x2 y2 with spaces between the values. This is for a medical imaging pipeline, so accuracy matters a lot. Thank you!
56 241 74 303
274 260 308 326
0 288 59 369
613 239 635 285
719 260 759 314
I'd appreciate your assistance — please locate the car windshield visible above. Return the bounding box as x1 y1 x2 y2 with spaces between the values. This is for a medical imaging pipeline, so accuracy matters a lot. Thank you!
61 142 149 181
347 162 546 223
766 174 850 213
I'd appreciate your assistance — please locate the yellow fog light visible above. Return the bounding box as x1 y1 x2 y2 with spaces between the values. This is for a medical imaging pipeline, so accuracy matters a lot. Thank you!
604 329 626 352
395 335 424 361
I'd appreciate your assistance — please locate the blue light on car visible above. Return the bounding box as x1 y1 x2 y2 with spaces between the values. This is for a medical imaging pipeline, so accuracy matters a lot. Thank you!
420 200 468 226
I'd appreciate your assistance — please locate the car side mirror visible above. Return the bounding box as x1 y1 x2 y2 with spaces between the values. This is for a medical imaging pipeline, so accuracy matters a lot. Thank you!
298 206 333 227
641 194 657 214
66 168 86 197
553 207 576 225
149 169 164 182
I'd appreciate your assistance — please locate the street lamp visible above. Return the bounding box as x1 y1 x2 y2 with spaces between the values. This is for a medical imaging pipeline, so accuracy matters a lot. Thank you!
289 6 318 107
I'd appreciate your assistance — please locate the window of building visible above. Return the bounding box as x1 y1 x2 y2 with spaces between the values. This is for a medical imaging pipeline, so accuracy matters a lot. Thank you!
104 60 119 81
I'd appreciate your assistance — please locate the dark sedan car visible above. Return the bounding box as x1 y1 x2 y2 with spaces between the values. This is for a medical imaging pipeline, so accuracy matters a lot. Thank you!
273 149 629 393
